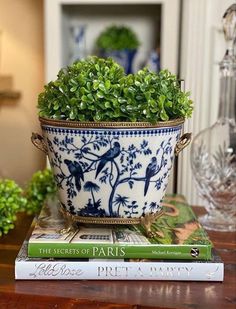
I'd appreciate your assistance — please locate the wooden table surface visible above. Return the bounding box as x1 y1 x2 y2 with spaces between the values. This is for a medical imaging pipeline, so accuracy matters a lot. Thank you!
0 207 235 309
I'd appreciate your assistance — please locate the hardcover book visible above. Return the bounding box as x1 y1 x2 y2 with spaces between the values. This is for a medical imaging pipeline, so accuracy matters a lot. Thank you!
27 196 212 260
16 241 223 281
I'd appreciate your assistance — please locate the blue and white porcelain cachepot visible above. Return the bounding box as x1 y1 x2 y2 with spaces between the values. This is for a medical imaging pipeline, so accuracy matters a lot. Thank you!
101 49 137 74
32 117 191 234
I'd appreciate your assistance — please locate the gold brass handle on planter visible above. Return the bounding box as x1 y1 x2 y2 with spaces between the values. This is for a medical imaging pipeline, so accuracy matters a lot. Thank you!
31 133 48 154
175 133 192 156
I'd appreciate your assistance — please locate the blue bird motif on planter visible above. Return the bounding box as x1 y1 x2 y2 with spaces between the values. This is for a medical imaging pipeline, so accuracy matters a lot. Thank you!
95 141 121 178
144 157 157 196
64 159 84 192
43 125 180 218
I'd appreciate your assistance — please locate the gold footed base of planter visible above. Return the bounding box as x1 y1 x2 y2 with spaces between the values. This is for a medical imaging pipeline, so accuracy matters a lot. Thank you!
60 206 164 238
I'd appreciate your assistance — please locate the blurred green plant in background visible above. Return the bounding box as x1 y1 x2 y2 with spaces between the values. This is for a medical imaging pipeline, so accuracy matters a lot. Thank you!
24 169 57 215
0 179 26 236
96 25 140 51
0 169 57 236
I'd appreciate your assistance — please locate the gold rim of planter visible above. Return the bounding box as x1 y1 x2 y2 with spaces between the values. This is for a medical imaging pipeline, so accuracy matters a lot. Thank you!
60 206 164 225
39 117 184 128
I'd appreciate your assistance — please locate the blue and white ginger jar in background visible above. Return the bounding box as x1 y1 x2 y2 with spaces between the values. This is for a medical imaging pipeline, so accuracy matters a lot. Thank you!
101 49 137 74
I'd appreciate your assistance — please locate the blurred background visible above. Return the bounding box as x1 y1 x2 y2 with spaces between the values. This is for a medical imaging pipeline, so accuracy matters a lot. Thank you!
0 0 233 206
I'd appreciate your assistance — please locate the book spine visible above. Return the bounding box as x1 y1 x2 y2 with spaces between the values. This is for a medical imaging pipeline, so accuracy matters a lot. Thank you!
15 259 223 281
28 243 212 260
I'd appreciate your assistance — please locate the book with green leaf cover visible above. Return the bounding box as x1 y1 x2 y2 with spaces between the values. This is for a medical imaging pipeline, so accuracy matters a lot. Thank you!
28 195 212 260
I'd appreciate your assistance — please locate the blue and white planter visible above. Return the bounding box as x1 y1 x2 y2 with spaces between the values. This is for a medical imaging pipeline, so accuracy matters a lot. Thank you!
101 49 137 74
32 118 191 233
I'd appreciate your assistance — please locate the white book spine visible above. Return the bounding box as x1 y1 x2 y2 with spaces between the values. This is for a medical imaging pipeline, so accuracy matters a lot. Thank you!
15 259 224 281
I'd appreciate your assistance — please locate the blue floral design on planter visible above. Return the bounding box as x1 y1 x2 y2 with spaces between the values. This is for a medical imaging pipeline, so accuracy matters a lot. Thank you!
45 126 179 218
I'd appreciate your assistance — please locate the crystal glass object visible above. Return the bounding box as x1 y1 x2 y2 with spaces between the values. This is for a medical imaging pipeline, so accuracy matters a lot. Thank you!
191 4 236 231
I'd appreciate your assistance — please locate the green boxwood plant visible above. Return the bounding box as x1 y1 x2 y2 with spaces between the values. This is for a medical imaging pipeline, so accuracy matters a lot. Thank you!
96 25 140 51
24 169 57 215
0 180 26 236
38 56 193 123
0 169 57 236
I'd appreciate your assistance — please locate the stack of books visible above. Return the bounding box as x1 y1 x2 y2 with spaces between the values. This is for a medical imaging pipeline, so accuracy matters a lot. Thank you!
15 195 224 281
